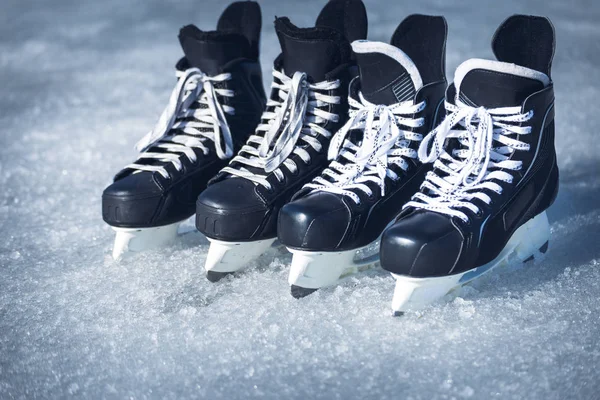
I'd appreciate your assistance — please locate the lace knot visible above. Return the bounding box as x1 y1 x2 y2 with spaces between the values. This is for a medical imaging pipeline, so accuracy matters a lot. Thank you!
259 72 309 173
306 92 425 203
134 68 234 160
123 68 235 179
219 69 341 189
406 100 534 221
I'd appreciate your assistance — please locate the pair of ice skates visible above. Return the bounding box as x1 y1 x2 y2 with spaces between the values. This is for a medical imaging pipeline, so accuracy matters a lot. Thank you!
102 0 558 315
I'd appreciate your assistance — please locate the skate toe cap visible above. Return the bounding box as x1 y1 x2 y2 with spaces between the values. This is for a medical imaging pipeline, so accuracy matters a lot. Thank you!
196 178 268 240
197 178 265 211
103 171 162 199
102 173 163 227
278 192 350 250
380 211 463 277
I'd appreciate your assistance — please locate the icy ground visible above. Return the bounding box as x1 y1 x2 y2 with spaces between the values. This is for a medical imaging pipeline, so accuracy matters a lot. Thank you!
1 0 599 398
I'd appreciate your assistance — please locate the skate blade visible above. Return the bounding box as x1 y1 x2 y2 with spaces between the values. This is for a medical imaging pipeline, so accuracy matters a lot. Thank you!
204 237 278 276
111 222 181 260
287 240 380 297
391 212 551 315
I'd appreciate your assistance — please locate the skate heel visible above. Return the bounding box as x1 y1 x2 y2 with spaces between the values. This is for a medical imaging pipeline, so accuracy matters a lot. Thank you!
513 212 550 263
204 237 278 275
391 212 551 314
112 222 180 260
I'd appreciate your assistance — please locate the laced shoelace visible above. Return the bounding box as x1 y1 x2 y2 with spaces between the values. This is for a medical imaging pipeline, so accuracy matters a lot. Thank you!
404 99 534 222
220 69 340 190
125 67 235 179
303 93 425 204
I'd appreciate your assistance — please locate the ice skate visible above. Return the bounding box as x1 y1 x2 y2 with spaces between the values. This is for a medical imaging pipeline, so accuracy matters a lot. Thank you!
195 0 368 280
380 15 558 314
278 15 448 296
102 1 265 259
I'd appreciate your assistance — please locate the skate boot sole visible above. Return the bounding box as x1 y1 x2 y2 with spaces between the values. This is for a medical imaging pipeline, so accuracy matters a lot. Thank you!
287 239 380 298
391 211 550 315
111 221 182 260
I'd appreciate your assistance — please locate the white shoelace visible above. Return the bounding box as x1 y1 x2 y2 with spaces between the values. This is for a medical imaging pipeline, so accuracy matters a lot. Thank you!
304 93 425 204
405 100 533 222
126 68 234 179
220 69 340 190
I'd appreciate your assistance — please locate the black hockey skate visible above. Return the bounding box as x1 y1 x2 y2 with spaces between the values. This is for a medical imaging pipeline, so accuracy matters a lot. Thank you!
278 15 448 297
102 1 265 259
195 0 368 281
380 15 558 314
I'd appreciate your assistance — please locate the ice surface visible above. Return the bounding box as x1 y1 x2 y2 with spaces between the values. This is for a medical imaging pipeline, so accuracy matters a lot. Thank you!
1 0 599 398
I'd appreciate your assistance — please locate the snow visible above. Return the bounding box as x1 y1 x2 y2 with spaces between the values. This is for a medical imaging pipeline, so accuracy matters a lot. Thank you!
1 0 599 398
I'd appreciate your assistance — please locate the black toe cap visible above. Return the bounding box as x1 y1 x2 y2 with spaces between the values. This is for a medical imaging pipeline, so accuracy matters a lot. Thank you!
103 171 162 198
102 172 163 227
278 192 350 250
196 178 269 240
380 211 463 277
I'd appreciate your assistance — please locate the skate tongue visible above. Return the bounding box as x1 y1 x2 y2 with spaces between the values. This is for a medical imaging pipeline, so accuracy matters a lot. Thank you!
454 58 550 108
275 17 351 82
352 40 423 105
178 25 251 76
